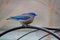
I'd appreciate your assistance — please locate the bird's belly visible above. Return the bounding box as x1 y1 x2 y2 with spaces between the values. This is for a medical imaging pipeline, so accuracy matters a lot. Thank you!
20 18 33 24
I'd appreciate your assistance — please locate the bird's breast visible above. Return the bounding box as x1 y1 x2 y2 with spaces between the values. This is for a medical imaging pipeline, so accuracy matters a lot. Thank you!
20 17 33 24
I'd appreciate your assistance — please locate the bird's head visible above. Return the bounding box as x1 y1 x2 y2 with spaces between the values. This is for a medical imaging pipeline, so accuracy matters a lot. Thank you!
28 12 36 16
28 12 37 18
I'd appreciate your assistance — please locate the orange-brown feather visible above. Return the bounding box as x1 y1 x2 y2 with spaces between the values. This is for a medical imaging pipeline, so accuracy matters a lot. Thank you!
20 17 33 24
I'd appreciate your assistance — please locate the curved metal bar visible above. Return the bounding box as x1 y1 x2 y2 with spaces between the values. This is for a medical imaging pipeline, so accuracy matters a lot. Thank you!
0 25 60 40
17 30 39 40
17 27 60 40
0 26 23 37
39 30 58 40
44 27 60 31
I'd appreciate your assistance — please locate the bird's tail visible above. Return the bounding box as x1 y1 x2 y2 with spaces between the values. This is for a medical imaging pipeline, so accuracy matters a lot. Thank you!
6 18 11 20
6 17 14 20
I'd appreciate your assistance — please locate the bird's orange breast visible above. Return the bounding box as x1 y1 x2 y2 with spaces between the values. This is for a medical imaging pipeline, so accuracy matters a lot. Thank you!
20 17 33 24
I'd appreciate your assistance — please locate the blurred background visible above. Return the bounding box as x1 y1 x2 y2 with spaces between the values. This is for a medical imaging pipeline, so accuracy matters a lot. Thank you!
0 0 60 40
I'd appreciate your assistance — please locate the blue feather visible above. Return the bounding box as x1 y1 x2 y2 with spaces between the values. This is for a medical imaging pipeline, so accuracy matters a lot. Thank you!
7 16 30 20
7 12 36 21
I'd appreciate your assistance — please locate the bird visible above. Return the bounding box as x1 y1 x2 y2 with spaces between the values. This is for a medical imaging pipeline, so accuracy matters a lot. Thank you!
7 12 37 26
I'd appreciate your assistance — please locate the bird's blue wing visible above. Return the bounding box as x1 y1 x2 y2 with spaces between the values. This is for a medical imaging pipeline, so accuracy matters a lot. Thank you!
7 15 30 20
15 16 30 20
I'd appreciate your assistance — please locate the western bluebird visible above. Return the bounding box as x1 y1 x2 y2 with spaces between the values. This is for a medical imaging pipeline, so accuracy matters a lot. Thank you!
7 12 36 26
